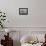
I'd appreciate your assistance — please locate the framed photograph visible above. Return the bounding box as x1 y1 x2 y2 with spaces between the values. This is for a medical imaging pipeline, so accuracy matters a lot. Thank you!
19 8 28 15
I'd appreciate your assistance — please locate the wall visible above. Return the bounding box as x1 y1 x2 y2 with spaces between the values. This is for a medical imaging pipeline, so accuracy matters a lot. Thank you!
0 0 46 27
0 0 31 27
31 0 46 27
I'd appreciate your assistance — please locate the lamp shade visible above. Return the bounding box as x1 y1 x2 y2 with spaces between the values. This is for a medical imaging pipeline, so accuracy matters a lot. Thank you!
5 29 10 33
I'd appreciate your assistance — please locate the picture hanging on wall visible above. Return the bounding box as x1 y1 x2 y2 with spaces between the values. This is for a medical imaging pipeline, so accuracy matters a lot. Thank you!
19 8 28 15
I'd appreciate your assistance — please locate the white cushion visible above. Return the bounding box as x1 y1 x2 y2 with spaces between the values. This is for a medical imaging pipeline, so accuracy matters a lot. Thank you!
20 35 37 43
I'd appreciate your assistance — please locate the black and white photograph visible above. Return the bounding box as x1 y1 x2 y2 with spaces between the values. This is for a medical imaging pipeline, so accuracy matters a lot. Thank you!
19 8 28 15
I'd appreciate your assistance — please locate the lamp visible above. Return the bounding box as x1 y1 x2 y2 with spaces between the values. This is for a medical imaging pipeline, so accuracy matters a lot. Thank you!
5 29 9 33
5 29 10 37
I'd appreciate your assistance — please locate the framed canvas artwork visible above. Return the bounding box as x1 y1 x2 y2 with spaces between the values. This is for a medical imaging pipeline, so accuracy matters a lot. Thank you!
19 8 28 15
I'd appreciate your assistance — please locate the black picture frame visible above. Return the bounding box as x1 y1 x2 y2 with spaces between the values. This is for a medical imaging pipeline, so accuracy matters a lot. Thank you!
19 8 28 15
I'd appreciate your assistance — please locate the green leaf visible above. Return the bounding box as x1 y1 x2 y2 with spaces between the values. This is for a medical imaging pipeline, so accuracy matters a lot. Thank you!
3 16 6 17
4 13 5 15
0 12 2 13
1 19 6 21
1 25 3 28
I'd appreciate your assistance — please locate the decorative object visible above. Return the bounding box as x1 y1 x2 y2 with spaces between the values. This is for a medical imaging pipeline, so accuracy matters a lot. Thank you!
5 29 10 36
0 10 6 28
41 34 46 46
19 8 28 15
1 32 13 46
5 29 10 33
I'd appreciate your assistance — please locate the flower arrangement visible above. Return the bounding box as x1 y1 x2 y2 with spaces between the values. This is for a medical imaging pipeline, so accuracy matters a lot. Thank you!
0 10 6 28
